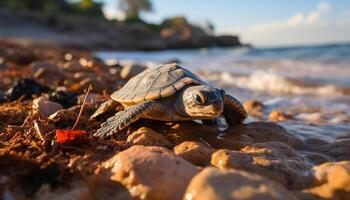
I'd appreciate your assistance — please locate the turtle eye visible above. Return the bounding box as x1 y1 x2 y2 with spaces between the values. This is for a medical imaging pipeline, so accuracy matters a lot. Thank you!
194 93 207 105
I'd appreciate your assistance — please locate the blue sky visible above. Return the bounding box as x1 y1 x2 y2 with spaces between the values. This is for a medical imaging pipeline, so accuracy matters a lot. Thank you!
102 0 350 47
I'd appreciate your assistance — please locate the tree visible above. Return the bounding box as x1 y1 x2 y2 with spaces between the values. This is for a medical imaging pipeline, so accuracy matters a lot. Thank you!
205 19 215 35
74 0 104 17
118 0 153 21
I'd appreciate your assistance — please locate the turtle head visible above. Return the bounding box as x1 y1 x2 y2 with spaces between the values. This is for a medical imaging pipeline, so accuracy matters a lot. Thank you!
180 85 223 118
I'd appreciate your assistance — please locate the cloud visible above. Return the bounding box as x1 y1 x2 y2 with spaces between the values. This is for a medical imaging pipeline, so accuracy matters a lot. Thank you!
222 2 350 46
102 4 125 20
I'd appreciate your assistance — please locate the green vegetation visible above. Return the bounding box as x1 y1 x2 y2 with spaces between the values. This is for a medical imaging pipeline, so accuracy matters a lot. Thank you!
0 0 104 17
118 0 153 22
161 16 189 27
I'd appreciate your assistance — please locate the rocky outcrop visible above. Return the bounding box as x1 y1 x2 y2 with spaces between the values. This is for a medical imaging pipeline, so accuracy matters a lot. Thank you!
0 10 243 50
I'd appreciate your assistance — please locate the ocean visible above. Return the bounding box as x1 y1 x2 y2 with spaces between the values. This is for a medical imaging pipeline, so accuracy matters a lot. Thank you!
96 43 350 142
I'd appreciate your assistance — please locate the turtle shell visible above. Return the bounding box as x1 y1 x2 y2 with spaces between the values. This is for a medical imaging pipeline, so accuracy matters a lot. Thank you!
111 63 207 105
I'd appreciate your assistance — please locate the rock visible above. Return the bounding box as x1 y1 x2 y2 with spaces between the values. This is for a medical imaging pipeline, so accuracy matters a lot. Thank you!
120 63 147 80
211 142 313 189
268 109 293 122
225 122 303 148
127 127 172 147
5 78 50 101
77 77 108 93
85 175 133 200
316 139 350 161
35 182 91 200
303 152 333 165
48 90 78 108
303 161 350 200
184 167 298 200
173 141 211 166
0 90 5 103
214 35 241 47
243 99 264 117
164 121 302 151
161 17 215 48
33 67 66 87
103 145 199 200
32 97 63 117
49 106 79 124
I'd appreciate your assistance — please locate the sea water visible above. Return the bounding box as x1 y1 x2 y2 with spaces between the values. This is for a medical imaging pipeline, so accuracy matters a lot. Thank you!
96 43 350 142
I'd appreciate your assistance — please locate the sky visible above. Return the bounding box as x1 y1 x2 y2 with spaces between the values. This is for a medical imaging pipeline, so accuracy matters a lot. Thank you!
102 0 350 47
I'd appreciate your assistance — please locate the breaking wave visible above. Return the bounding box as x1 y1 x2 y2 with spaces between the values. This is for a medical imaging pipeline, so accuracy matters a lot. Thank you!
201 71 349 96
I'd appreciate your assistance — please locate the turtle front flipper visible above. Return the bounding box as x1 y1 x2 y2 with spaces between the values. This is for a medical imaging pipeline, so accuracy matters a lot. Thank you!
222 94 247 125
94 101 160 138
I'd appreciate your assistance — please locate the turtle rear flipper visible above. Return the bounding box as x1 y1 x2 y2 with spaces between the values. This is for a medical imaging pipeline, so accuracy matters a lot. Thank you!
90 99 120 120
94 101 160 138
222 94 247 125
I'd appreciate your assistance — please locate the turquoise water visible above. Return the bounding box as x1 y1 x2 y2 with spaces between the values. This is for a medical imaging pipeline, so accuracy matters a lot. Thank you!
96 44 350 142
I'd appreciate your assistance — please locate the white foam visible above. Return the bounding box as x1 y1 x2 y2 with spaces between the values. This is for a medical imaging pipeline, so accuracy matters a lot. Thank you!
212 71 345 97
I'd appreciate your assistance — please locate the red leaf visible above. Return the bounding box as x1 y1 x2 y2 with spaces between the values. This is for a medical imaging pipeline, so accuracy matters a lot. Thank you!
56 130 87 143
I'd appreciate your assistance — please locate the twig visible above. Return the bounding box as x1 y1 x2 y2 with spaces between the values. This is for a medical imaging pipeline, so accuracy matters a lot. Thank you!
71 85 92 130
33 120 45 141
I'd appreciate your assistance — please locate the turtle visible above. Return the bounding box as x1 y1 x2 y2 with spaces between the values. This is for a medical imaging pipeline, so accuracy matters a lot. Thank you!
92 63 247 138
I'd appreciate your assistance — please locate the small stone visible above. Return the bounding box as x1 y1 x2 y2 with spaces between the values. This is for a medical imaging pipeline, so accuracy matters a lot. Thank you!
184 167 298 200
120 63 147 79
0 90 5 103
48 90 78 108
268 109 293 122
303 161 350 200
103 145 198 200
5 78 49 101
244 99 264 117
49 105 79 123
173 141 211 165
127 127 172 147
33 97 63 117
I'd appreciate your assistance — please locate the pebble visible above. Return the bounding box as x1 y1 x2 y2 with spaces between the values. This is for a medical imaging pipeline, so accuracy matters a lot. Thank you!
243 99 265 117
103 145 199 200
127 127 172 147
268 109 293 122
48 90 78 108
173 141 211 165
5 78 49 101
184 167 298 200
32 97 63 117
